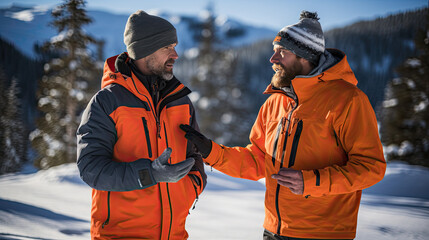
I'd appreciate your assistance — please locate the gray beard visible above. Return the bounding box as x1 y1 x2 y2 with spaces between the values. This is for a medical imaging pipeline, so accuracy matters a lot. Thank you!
146 57 174 81
151 66 173 81
161 72 174 81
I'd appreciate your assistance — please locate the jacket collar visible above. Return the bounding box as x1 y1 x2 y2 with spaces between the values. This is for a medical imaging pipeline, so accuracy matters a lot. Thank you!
101 53 185 104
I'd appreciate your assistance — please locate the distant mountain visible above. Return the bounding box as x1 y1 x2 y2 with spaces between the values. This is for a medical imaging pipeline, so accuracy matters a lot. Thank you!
0 4 277 59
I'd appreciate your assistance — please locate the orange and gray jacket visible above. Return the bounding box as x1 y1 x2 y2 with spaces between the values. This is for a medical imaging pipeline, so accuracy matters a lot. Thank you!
204 49 386 239
77 53 206 239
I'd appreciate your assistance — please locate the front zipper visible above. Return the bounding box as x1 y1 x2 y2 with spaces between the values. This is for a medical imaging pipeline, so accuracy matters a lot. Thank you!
131 73 191 139
288 120 303 168
102 191 111 228
163 122 173 240
275 100 299 235
129 74 192 239
142 117 152 158
147 83 189 239
129 75 160 139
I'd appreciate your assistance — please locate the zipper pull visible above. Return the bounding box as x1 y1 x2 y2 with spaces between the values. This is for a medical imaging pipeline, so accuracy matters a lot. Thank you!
152 80 160 107
281 117 287 134
152 80 158 93
152 79 161 139
156 119 161 139
291 118 299 130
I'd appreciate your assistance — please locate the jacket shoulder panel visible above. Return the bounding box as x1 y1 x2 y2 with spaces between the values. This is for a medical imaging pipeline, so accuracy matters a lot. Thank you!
98 83 151 115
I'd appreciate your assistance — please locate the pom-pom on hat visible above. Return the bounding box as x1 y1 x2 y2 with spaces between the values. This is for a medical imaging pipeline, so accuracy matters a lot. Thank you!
124 10 177 60
273 11 325 64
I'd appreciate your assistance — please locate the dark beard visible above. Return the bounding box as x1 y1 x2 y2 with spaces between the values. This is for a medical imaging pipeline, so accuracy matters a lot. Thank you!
271 62 302 88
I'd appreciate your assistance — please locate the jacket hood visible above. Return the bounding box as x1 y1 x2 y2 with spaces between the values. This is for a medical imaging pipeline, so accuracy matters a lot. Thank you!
314 48 358 85
101 54 129 89
264 48 358 95
101 53 156 101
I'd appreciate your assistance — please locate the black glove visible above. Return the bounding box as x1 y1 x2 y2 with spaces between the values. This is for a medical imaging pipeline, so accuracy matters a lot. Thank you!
151 148 195 183
180 124 212 158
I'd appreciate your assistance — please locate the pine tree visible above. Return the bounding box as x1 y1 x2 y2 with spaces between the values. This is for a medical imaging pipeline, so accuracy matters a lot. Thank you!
325 8 428 109
188 5 252 146
30 0 100 169
0 68 27 174
0 72 5 170
380 12 429 167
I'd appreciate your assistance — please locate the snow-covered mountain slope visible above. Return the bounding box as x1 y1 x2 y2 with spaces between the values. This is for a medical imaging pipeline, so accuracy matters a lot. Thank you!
0 161 428 239
0 5 276 59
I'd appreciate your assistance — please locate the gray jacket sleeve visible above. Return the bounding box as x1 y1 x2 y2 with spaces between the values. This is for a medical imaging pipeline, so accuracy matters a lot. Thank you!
76 90 156 191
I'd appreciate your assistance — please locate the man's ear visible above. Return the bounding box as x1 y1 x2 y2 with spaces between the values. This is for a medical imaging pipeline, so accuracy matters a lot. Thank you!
299 57 310 65
134 56 150 75
299 58 315 75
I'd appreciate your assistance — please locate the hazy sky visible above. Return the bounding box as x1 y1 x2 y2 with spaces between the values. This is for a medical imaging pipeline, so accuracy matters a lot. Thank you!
1 0 427 30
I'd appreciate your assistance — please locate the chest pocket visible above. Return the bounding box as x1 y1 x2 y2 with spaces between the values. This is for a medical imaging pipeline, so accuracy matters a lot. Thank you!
110 103 154 162
161 105 191 164
266 118 286 168
292 111 345 169
268 117 304 169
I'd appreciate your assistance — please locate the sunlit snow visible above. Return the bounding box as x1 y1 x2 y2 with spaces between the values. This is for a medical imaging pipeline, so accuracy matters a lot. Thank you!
1 162 428 239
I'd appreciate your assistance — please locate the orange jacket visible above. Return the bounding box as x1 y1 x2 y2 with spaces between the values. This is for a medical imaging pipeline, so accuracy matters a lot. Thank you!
77 53 206 239
204 49 386 239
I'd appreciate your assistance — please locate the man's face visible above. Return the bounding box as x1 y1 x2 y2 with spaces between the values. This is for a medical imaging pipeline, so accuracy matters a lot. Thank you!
269 45 304 88
145 43 178 80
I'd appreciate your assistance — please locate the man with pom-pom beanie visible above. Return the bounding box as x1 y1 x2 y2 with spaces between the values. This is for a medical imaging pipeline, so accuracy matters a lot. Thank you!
181 10 386 239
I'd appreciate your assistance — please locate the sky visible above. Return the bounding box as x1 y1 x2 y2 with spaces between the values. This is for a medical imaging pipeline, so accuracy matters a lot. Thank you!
0 0 427 31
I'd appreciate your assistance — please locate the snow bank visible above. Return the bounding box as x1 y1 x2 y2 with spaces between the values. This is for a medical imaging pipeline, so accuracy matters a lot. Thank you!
1 162 428 240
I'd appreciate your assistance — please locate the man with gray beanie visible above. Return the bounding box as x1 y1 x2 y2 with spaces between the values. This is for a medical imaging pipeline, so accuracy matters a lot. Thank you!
181 10 385 239
77 10 206 239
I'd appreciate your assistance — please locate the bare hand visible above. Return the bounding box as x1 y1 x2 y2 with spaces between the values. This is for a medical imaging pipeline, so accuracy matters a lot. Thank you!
271 168 304 195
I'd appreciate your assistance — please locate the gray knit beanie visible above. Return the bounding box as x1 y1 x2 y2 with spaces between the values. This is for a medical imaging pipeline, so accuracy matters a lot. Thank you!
124 10 177 60
273 11 325 64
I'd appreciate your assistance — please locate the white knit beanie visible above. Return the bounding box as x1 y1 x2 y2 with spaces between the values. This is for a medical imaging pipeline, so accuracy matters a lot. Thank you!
273 11 325 64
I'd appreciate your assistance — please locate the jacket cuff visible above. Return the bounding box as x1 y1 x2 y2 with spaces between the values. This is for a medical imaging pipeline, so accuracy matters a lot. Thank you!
188 171 204 194
130 158 157 188
302 169 326 197
204 141 223 166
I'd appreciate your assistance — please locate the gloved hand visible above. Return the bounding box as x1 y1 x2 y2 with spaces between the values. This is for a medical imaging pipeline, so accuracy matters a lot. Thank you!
180 124 212 158
151 148 195 183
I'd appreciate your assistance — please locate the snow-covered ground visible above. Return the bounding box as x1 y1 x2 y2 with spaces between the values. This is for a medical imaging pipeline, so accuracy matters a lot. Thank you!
0 161 428 240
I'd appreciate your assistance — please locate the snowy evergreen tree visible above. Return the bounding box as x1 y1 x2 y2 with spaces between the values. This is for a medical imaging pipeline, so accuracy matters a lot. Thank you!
188 5 253 146
0 72 5 170
0 69 27 174
380 13 429 167
30 0 101 169
325 8 428 109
